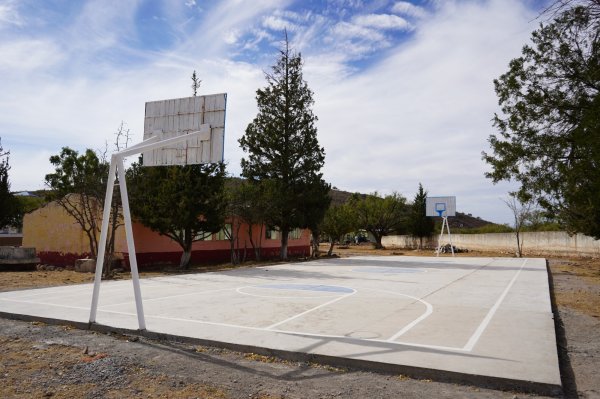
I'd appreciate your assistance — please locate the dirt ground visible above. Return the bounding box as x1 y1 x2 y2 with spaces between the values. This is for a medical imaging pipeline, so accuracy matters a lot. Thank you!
0 245 598 398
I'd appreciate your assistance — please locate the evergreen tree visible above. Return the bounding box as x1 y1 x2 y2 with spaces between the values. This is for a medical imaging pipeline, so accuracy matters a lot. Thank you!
127 162 226 268
191 70 201 97
408 183 434 249
483 5 600 237
239 35 330 259
0 139 20 228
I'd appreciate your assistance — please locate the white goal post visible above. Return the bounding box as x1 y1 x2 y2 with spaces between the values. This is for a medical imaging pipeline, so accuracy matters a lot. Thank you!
88 127 212 329
88 93 227 330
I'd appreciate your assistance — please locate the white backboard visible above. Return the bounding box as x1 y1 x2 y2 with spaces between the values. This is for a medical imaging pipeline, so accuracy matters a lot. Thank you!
426 196 456 217
142 93 226 166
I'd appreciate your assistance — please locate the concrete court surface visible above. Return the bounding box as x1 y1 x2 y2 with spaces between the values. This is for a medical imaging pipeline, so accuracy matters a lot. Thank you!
0 256 561 394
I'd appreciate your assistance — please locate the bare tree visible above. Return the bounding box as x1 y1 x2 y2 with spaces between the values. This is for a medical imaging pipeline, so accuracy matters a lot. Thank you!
539 0 600 20
503 195 534 258
101 122 131 277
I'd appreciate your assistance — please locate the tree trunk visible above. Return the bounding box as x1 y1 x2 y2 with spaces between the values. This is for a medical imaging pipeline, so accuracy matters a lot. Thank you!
180 228 193 269
311 231 320 258
103 201 119 278
374 233 383 249
86 230 97 259
419 236 423 250
257 224 264 261
515 231 522 258
280 227 289 260
327 240 335 256
180 250 192 268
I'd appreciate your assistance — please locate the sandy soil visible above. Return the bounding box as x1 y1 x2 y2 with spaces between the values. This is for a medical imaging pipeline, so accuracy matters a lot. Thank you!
0 245 598 398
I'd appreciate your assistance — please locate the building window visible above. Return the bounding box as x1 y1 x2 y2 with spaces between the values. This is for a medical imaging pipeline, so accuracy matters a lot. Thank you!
288 228 302 240
194 231 212 241
215 224 231 241
266 227 279 240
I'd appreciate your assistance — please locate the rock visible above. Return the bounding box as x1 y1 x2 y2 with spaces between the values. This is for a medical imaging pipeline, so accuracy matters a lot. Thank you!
74 259 96 273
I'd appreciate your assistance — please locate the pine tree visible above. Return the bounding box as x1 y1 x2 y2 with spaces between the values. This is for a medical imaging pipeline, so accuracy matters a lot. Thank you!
0 139 20 228
127 162 226 268
191 70 201 96
483 5 600 237
239 35 329 260
408 183 434 249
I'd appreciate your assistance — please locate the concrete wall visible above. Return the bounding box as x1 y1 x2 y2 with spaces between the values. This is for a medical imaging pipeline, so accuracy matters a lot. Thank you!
0 246 37 260
0 234 23 246
382 231 600 257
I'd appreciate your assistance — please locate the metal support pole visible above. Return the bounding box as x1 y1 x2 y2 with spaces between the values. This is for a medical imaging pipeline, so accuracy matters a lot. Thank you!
446 216 455 257
436 217 455 257
116 155 146 330
436 218 443 257
88 126 210 330
89 158 117 323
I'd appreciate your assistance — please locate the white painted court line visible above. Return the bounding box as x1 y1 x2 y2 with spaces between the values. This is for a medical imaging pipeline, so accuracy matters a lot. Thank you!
1 282 170 300
103 310 469 353
235 286 342 300
381 290 433 342
0 297 90 312
99 287 239 308
462 258 528 351
264 290 357 330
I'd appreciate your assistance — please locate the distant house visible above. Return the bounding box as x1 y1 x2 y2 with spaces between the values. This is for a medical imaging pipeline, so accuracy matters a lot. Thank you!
0 225 22 246
23 200 310 268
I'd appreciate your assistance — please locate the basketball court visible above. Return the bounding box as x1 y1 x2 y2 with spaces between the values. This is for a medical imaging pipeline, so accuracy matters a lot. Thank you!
0 256 561 394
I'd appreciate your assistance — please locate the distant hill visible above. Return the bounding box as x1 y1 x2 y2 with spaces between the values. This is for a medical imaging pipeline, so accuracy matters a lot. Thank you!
436 212 493 229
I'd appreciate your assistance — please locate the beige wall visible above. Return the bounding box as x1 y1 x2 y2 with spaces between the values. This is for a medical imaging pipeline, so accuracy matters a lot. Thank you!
23 201 95 255
383 231 600 257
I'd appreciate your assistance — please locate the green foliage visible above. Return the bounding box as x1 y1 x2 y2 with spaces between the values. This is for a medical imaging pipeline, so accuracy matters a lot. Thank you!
320 203 357 255
127 162 226 268
452 224 514 234
224 179 273 262
16 195 46 214
45 147 109 257
408 183 434 248
483 6 600 238
0 139 21 228
239 36 330 259
45 148 108 198
350 192 408 249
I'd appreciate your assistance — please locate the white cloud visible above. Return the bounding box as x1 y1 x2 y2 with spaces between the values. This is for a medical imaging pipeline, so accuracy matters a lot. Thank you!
185 0 196 8
352 13 412 30
224 29 240 45
307 0 538 223
0 39 63 71
391 2 428 19
330 21 384 41
262 15 298 31
0 0 22 28
0 0 545 225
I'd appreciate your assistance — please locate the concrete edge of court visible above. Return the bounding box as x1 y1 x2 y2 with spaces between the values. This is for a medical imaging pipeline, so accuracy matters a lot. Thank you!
0 310 563 397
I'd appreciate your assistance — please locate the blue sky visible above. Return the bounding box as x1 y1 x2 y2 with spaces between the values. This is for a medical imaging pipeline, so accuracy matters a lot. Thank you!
0 0 550 224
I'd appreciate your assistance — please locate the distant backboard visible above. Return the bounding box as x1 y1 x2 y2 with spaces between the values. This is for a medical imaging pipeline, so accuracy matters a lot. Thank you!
142 93 226 166
426 196 456 217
